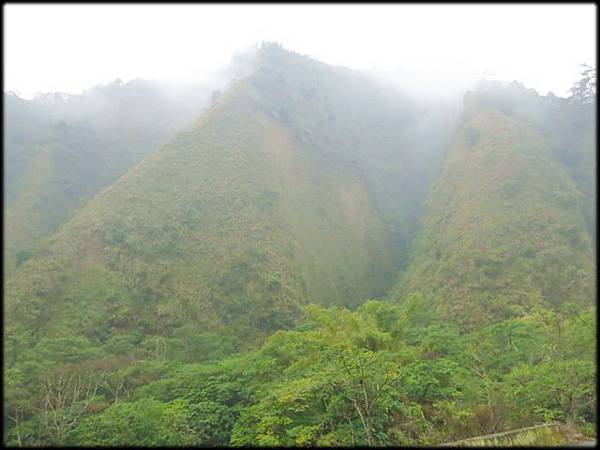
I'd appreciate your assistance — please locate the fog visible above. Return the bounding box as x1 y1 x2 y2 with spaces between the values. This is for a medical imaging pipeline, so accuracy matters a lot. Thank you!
4 4 596 100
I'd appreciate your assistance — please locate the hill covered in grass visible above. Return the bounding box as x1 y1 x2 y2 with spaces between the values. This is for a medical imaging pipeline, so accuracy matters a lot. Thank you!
3 46 595 447
4 80 210 272
395 81 596 328
5 44 454 365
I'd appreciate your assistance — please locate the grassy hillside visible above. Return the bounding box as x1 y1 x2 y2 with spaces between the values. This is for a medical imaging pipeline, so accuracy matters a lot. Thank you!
542 95 596 246
4 81 209 272
6 45 452 363
396 84 595 328
3 50 595 447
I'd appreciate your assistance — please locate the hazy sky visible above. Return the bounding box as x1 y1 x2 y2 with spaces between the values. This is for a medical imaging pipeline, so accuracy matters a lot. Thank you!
4 3 596 99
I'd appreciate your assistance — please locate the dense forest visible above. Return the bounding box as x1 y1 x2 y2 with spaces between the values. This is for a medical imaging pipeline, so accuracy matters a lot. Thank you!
3 43 596 446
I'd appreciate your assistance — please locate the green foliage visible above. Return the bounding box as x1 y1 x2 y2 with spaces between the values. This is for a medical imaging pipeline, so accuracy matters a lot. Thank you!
66 398 197 446
4 81 209 273
398 91 595 328
3 48 596 447
5 45 452 374
5 300 595 446
505 359 595 423
105 334 141 355
33 336 106 364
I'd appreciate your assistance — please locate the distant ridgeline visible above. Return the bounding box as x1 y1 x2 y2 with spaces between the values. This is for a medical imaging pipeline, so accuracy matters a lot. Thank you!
3 44 596 446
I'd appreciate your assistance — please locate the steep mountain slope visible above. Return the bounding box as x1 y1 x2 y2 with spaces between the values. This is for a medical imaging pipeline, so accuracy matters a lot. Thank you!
4 80 210 272
396 83 595 328
543 93 596 246
445 79 597 245
5 45 454 358
4 50 595 447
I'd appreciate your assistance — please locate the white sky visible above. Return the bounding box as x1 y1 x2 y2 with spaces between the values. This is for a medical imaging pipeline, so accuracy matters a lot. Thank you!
3 3 597 99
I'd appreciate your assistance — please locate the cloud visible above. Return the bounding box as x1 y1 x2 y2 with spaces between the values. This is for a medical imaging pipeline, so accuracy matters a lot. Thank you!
4 4 596 98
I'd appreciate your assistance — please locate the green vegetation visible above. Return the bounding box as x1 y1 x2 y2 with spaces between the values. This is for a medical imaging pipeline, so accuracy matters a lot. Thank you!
4 80 209 273
397 81 595 328
3 46 596 446
5 45 452 351
4 299 594 446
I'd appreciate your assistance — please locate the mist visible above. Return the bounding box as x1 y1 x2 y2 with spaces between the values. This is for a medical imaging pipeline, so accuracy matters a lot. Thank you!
4 4 597 448
4 4 596 100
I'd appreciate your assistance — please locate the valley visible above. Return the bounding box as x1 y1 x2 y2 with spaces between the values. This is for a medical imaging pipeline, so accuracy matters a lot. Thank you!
3 43 596 447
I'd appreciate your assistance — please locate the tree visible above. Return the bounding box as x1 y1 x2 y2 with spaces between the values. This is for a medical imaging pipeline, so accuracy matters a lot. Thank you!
333 348 401 446
67 398 197 446
4 368 35 446
38 364 107 444
570 64 596 104
505 359 595 424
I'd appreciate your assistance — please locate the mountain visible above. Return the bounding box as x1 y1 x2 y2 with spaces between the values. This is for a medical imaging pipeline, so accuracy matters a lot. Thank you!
5 44 455 358
395 81 596 328
3 46 596 447
4 80 210 272
542 89 596 246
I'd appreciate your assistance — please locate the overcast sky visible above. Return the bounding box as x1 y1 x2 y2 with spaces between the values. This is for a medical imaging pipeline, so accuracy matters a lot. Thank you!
4 3 596 99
